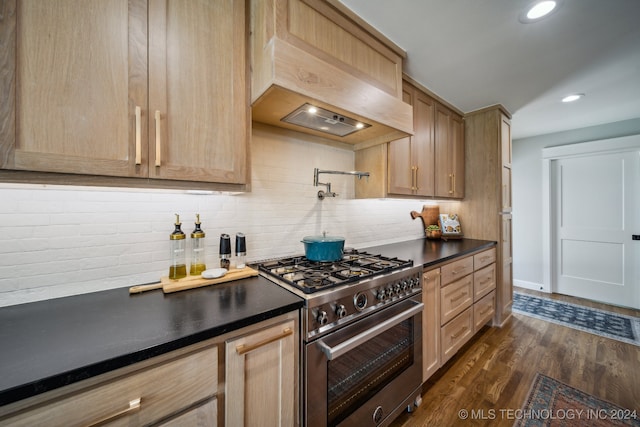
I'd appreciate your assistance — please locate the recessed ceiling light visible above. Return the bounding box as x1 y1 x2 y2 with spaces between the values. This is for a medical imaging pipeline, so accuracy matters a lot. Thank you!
528 1 556 19
519 0 561 23
562 93 585 103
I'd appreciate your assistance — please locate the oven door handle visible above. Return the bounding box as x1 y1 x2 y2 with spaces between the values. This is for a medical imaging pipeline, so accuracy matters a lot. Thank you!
316 301 424 361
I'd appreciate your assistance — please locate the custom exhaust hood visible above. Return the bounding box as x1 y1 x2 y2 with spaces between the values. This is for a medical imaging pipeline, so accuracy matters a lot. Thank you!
249 0 414 148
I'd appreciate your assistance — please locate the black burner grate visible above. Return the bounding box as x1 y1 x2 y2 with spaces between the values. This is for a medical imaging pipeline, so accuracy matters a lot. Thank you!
255 251 413 294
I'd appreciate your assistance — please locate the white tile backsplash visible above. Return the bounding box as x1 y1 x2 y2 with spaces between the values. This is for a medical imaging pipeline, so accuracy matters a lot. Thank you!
0 124 457 307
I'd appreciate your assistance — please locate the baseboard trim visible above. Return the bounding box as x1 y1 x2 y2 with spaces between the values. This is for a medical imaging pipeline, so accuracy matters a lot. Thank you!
514 279 548 292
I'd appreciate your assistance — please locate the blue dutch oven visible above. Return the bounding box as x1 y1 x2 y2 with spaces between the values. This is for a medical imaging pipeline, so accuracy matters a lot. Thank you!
301 234 345 262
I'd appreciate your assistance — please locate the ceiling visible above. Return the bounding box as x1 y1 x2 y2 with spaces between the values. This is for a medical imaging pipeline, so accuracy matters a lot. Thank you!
338 0 640 139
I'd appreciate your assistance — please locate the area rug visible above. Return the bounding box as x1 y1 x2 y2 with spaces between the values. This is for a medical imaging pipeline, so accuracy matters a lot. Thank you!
514 373 640 427
512 292 640 347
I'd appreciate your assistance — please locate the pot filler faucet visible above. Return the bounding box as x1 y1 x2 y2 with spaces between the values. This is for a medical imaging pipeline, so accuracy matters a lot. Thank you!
313 168 370 200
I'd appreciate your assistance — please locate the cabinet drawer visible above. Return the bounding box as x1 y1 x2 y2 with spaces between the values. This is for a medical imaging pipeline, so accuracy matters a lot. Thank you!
474 263 496 301
440 274 473 325
473 248 496 271
3 346 218 427
441 307 473 363
441 256 473 286
474 291 495 332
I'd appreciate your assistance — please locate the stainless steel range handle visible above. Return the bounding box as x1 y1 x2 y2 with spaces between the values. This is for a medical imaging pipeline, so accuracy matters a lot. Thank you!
316 301 424 361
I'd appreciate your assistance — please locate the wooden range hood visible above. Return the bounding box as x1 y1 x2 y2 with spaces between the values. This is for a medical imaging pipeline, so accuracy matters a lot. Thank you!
250 0 414 149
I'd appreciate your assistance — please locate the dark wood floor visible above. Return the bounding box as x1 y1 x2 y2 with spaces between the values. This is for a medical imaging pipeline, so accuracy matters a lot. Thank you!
390 287 640 427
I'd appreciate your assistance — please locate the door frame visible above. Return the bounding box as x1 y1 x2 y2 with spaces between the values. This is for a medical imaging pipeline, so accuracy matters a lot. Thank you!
541 134 640 296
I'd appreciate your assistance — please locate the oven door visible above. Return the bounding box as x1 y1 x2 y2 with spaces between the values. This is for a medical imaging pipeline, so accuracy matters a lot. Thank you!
305 296 423 427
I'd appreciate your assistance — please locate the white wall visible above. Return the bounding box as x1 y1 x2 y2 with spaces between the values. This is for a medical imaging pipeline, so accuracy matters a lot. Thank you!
0 124 458 307
512 117 640 290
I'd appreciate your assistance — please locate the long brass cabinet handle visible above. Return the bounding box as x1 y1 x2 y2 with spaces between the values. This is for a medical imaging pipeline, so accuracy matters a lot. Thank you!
448 174 454 194
85 398 141 427
236 327 293 355
135 106 142 165
411 166 417 191
452 173 456 194
155 110 161 167
414 165 419 191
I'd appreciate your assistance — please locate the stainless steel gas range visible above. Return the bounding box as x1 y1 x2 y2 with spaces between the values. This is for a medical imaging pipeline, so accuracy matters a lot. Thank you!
254 249 424 427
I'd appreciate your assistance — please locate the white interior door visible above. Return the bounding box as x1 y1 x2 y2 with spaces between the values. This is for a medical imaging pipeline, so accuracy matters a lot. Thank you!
551 150 639 309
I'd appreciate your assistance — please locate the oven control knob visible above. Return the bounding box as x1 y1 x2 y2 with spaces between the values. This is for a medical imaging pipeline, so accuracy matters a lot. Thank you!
354 292 368 311
401 280 408 290
335 304 347 318
386 287 394 297
376 289 386 300
395 283 402 293
413 277 421 288
317 310 329 325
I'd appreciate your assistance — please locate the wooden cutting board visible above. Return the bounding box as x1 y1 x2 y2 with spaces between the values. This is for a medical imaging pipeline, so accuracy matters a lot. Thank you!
129 266 259 295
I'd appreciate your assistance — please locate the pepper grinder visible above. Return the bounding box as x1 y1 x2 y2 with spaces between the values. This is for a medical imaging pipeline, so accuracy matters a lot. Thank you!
219 234 231 270
189 214 206 275
169 214 187 280
236 233 246 269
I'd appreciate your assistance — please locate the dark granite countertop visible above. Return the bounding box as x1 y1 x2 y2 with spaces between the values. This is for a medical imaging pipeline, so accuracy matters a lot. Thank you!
0 276 303 407
363 237 496 268
0 237 495 409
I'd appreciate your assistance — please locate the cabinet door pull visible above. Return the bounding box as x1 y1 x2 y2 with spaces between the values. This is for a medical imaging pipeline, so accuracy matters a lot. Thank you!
154 110 161 167
414 165 419 191
85 397 141 427
411 166 417 190
452 173 456 194
236 327 293 355
135 106 142 165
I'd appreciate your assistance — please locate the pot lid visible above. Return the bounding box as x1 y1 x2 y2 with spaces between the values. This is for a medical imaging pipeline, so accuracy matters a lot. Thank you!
302 235 345 243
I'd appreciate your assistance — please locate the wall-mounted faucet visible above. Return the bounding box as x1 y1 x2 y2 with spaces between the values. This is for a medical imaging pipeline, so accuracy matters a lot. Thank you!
313 168 370 200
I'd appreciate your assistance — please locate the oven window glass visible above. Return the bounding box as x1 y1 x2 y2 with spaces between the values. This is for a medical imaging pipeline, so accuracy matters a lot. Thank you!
327 318 414 426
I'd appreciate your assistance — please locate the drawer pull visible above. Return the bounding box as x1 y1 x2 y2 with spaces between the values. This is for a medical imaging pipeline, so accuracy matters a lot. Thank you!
86 397 141 427
451 326 468 340
134 106 142 165
450 291 468 303
480 307 493 316
236 327 293 355
479 277 493 285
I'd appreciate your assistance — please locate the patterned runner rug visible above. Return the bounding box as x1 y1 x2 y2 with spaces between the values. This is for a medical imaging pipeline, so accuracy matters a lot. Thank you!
514 373 640 427
513 292 640 347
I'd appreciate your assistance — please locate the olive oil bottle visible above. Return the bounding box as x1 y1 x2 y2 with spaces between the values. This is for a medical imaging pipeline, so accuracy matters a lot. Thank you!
169 214 187 280
190 214 207 275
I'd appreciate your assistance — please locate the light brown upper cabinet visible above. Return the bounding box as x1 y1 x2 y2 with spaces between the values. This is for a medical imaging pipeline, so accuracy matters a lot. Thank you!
356 78 464 199
249 0 413 147
388 82 436 196
434 104 465 198
0 0 249 189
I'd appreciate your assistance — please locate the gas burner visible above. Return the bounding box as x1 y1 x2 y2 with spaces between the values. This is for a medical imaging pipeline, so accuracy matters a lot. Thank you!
304 271 331 285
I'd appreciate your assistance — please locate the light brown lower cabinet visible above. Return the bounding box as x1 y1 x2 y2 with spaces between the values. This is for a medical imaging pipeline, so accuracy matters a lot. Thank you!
0 311 299 427
225 317 298 427
423 247 497 381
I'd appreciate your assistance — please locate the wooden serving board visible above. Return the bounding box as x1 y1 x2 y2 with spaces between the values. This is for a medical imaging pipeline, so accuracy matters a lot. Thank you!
129 267 259 295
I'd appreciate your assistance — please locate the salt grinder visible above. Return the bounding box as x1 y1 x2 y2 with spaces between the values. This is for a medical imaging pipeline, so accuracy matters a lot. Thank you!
219 234 231 270
236 233 246 269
